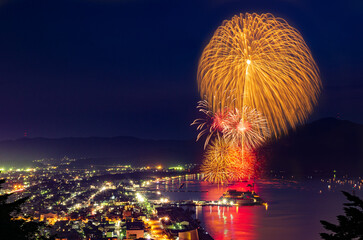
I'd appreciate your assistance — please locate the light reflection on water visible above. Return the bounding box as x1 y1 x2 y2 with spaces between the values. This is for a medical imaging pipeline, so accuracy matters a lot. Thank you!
158 175 362 240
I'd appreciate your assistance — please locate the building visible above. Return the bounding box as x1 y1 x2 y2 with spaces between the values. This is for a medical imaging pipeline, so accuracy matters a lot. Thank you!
125 221 144 239
178 229 199 240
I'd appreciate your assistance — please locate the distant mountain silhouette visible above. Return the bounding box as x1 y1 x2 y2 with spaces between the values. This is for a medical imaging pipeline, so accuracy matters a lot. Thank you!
262 118 363 176
0 136 203 168
0 118 361 175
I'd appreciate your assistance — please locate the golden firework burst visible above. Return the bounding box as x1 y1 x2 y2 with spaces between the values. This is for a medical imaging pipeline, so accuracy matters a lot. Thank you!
197 13 321 137
201 137 256 183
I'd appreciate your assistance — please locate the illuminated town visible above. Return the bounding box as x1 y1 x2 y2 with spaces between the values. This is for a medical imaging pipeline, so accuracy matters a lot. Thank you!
0 161 211 240
0 0 362 240
1 158 362 240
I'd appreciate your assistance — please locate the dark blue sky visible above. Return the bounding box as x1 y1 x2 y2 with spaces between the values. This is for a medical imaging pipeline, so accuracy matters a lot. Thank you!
0 0 362 140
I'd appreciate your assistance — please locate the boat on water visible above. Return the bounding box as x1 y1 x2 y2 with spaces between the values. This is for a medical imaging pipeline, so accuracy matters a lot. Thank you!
219 189 264 206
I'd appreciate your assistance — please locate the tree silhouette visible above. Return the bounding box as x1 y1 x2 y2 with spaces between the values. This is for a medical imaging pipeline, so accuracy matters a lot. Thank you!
0 178 52 240
320 191 363 240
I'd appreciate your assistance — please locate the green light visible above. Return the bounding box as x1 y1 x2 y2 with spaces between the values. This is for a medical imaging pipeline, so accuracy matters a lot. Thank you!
168 165 184 171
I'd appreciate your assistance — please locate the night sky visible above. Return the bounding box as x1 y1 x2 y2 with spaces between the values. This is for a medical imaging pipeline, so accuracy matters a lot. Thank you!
0 0 362 140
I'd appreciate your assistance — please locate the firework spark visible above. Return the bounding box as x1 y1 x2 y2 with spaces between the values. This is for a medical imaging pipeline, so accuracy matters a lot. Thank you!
197 13 321 137
229 149 257 181
192 101 270 150
191 100 229 149
201 137 257 183
222 106 270 150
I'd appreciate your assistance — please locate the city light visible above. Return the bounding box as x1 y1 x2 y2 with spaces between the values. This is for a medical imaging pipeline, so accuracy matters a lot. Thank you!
136 193 145 203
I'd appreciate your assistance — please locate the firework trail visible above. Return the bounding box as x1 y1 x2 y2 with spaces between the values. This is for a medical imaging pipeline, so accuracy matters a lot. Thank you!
201 137 238 183
222 106 270 150
201 137 257 183
197 13 321 138
195 13 321 183
229 149 257 181
191 100 229 149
